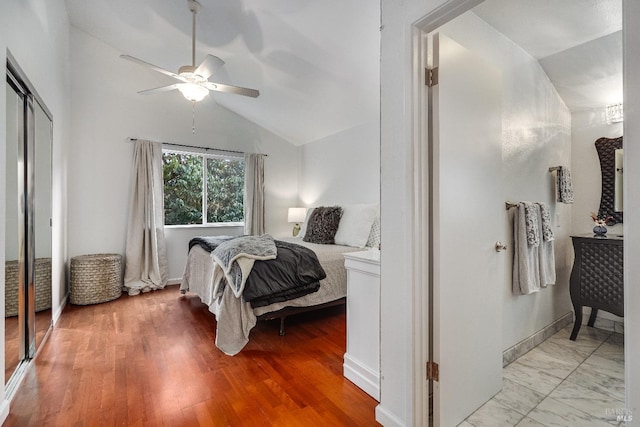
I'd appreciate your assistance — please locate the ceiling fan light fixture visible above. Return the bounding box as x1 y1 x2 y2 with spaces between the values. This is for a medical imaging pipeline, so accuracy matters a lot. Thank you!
178 83 209 102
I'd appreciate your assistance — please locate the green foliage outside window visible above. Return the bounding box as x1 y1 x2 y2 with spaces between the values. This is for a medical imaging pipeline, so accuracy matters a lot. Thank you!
206 158 245 223
162 151 244 225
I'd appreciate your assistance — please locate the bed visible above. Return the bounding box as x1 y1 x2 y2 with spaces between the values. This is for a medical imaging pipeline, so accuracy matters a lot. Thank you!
180 204 380 355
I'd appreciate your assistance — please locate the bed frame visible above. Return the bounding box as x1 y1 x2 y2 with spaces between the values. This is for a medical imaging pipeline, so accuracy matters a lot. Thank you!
256 297 346 336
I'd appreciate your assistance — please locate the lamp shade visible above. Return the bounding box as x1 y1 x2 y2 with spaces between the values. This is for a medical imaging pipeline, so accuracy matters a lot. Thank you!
178 83 209 102
287 207 307 223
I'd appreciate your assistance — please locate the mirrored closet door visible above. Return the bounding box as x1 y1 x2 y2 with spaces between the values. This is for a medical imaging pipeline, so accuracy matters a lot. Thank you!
5 61 53 390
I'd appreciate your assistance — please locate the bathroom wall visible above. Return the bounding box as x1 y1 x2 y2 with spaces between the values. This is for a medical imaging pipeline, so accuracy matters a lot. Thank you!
442 12 574 352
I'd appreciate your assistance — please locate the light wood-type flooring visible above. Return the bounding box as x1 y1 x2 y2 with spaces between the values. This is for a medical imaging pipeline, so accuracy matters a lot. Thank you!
4 285 380 426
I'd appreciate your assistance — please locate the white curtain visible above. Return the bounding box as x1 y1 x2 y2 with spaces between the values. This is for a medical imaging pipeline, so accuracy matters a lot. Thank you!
244 153 265 235
124 140 168 295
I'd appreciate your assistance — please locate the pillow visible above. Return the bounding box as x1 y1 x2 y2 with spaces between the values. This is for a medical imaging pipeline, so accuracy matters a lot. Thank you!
366 215 381 248
303 206 343 244
297 207 315 239
334 204 378 248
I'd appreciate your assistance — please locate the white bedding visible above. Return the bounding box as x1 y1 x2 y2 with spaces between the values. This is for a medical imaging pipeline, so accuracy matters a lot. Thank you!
180 237 361 355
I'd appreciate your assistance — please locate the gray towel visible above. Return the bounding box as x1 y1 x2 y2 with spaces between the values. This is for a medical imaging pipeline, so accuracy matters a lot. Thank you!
557 166 574 204
535 204 556 288
513 203 541 294
513 203 556 295
524 202 540 246
536 202 554 242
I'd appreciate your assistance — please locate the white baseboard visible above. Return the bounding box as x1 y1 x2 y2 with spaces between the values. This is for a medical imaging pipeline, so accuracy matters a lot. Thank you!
52 292 68 325
375 404 405 427
343 353 380 401
167 278 182 286
503 312 573 366
0 398 10 425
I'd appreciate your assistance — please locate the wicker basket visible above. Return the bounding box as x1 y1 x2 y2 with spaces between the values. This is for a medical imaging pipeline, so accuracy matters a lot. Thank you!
70 254 122 305
4 258 52 317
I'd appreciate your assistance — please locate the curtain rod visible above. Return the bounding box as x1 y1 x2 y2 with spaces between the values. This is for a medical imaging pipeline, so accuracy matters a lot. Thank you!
126 138 267 157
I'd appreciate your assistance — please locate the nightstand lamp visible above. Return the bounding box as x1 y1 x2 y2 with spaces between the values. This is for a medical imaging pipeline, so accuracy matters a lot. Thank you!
288 207 307 237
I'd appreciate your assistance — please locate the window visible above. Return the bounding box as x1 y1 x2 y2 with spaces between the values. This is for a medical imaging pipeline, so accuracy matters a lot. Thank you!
162 150 245 226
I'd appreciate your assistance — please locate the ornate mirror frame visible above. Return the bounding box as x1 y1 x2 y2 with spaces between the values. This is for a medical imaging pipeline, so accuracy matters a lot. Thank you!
595 136 623 225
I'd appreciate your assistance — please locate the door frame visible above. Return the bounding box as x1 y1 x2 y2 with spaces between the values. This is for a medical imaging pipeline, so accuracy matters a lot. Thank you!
409 2 485 425
408 1 633 425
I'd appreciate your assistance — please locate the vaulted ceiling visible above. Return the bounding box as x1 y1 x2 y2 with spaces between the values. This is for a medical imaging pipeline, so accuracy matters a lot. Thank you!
64 0 622 146
64 0 380 146
473 0 622 111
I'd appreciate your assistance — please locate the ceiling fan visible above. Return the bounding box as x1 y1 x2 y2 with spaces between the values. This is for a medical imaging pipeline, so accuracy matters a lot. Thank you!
120 0 259 103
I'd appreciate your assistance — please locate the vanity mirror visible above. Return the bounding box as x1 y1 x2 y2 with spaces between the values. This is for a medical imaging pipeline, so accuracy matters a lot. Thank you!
595 136 623 225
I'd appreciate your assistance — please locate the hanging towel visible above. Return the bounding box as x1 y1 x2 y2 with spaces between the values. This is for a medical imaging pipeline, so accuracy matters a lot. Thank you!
513 202 541 295
536 202 554 242
557 166 574 204
524 202 540 246
535 204 556 288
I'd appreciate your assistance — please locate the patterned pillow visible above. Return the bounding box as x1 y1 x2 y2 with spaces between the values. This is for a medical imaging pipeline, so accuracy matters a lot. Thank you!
303 206 343 244
366 215 381 248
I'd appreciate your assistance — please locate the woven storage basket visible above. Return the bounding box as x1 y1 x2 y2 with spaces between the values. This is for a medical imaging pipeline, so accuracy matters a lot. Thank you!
5 258 52 317
70 254 122 305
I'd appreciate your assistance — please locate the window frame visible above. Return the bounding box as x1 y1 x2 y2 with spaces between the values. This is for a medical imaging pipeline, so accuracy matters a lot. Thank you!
162 148 245 228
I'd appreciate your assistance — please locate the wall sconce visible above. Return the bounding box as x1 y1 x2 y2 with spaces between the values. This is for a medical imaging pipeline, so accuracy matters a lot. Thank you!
288 207 307 237
606 103 623 124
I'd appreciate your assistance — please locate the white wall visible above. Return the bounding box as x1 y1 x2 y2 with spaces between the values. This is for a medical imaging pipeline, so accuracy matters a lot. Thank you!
0 0 70 418
441 12 574 353
68 28 299 280
298 121 380 207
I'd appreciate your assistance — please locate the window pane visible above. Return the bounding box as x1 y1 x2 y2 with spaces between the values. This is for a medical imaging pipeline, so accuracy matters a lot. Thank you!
163 152 203 225
206 157 245 223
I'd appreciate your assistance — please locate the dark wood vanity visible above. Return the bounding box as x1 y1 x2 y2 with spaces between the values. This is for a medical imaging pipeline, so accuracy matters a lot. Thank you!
569 234 623 340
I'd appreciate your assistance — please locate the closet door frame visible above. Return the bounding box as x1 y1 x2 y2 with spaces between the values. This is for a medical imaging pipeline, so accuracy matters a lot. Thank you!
5 53 53 393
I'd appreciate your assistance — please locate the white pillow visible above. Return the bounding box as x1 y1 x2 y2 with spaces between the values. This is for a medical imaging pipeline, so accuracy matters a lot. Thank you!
334 204 378 248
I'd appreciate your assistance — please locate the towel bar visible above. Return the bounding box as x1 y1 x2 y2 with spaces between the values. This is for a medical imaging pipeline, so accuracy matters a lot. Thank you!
505 201 518 210
548 166 561 172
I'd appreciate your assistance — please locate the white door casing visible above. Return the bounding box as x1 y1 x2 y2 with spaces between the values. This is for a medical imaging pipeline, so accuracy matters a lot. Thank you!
431 32 504 426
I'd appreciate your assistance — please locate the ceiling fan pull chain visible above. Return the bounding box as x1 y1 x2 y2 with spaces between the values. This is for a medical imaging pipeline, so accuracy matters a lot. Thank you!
191 101 196 135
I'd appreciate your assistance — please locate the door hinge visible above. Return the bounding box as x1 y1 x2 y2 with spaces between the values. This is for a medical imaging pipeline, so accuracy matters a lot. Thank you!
425 67 439 87
426 361 439 382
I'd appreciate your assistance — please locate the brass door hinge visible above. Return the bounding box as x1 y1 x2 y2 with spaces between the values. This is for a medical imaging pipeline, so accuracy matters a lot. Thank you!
425 67 439 87
426 361 439 382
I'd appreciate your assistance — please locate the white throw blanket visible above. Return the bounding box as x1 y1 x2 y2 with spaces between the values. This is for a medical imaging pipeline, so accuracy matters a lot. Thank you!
209 235 277 355
211 235 277 299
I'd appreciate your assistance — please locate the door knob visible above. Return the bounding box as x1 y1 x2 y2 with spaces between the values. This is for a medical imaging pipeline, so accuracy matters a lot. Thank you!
495 241 507 252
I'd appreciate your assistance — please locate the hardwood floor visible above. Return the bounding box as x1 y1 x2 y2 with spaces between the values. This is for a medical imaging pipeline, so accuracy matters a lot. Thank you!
5 309 52 383
4 285 380 426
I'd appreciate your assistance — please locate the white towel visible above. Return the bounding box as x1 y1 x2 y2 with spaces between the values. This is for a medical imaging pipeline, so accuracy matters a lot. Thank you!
513 203 556 295
557 166 574 204
535 204 556 288
513 202 541 294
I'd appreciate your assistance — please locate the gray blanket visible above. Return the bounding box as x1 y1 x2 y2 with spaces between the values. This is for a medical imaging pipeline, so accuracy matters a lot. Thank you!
211 234 277 298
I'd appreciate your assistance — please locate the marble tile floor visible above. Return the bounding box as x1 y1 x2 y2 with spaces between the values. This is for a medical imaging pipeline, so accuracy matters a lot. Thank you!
461 325 626 426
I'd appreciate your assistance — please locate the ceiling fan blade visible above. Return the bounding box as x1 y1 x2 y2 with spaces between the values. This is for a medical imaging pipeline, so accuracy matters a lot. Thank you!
120 55 186 82
204 82 260 98
195 54 225 79
137 84 182 95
